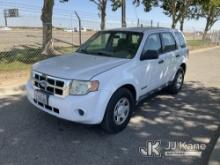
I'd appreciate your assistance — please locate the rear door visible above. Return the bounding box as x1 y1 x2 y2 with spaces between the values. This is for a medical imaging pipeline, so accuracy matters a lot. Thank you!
174 31 188 66
160 32 179 84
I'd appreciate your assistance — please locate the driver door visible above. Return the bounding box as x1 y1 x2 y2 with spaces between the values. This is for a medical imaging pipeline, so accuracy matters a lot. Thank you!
138 33 164 96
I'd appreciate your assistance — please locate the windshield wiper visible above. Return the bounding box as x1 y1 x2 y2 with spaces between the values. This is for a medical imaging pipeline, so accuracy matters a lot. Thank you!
77 49 112 57
77 49 89 54
96 51 112 57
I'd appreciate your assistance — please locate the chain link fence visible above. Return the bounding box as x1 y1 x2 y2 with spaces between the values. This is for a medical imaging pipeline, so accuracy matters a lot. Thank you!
210 31 220 44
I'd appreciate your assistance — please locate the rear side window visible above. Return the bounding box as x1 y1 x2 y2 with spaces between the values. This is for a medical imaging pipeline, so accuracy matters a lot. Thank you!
175 32 186 48
161 32 177 52
143 33 162 53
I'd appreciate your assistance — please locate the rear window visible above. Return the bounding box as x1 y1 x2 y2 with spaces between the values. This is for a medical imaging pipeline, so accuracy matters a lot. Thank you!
161 32 177 52
175 32 186 48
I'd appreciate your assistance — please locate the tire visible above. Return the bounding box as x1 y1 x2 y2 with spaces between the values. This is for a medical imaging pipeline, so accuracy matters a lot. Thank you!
166 68 185 94
101 88 135 133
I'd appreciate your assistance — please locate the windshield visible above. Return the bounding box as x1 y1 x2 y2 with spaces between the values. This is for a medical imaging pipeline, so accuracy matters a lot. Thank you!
77 31 143 59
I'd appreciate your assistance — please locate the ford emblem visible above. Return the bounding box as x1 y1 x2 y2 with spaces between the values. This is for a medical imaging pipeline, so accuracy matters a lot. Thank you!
39 80 48 88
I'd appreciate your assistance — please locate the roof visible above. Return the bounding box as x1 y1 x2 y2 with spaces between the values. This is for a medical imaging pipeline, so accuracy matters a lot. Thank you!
105 27 172 33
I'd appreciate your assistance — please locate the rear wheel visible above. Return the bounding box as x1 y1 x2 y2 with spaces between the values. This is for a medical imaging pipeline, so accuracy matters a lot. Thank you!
167 68 185 94
101 88 135 133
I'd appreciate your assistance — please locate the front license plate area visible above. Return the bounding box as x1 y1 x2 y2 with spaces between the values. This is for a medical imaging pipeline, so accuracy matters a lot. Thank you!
34 90 49 105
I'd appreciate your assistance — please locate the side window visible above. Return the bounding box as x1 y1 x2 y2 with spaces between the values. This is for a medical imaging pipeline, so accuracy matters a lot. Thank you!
161 32 177 52
143 33 162 54
175 32 186 48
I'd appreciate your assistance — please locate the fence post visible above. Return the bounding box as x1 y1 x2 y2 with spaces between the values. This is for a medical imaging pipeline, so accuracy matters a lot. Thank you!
151 20 153 27
71 13 74 51
218 31 220 45
74 11 81 46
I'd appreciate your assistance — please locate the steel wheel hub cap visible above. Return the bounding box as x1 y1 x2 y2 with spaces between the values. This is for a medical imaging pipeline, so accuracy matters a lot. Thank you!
176 73 183 89
113 97 130 125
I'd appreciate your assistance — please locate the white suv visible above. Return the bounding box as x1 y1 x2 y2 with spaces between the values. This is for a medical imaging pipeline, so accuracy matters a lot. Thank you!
26 27 188 133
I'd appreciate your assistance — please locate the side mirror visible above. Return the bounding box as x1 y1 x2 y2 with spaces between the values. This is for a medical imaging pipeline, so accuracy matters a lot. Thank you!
140 50 159 61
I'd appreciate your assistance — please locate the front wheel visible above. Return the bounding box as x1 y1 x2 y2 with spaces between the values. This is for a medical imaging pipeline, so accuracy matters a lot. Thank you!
166 68 185 94
101 88 135 133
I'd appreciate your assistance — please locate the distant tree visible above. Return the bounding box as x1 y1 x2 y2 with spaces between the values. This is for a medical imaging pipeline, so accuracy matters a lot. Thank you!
161 0 181 29
133 0 194 30
178 0 197 31
196 0 220 40
111 0 122 11
111 0 158 16
176 0 210 31
133 0 158 12
90 0 108 30
91 0 131 29
160 0 198 30
113 0 157 27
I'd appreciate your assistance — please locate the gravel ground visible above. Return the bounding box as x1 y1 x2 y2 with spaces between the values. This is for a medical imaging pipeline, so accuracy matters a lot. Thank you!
0 47 220 165
0 29 94 50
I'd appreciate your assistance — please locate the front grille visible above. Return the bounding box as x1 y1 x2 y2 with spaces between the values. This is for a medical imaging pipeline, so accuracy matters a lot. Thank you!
32 71 70 97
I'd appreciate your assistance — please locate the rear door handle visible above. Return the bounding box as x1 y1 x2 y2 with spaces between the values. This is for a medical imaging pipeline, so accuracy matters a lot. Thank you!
176 54 180 58
158 60 164 64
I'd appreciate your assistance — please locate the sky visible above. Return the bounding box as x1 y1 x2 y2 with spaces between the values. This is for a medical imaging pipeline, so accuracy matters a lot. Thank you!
0 0 220 32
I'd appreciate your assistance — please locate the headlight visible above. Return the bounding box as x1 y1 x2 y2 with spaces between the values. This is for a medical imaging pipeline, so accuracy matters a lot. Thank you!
69 80 99 95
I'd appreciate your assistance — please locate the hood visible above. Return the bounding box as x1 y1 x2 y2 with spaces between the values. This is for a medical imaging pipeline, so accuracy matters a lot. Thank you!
33 53 129 80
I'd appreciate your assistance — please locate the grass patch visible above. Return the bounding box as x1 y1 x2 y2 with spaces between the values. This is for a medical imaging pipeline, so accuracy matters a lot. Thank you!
187 40 209 47
0 61 31 72
186 40 218 50
0 47 49 64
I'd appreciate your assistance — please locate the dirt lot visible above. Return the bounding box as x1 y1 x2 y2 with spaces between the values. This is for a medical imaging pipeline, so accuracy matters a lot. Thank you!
0 47 219 165
0 28 94 51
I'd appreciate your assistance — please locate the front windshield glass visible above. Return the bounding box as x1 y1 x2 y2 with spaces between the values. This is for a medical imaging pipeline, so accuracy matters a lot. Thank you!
77 31 143 59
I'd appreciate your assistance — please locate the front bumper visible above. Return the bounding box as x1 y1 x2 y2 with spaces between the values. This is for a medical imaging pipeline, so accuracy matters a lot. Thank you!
26 80 108 124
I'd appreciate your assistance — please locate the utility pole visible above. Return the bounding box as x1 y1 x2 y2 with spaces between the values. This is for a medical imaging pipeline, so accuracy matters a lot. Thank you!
121 0 126 28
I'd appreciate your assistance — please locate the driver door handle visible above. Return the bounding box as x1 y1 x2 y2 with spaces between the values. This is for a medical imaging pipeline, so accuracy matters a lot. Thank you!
176 54 180 58
158 59 164 64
